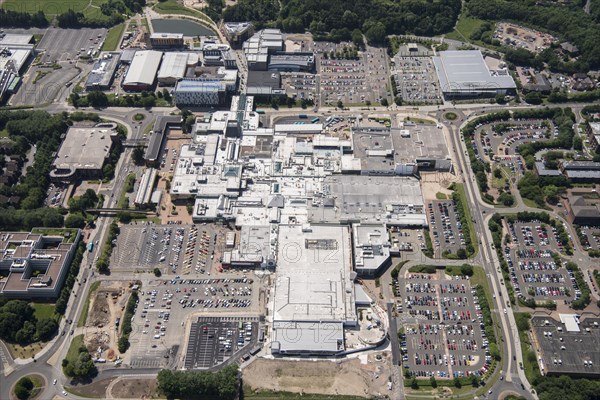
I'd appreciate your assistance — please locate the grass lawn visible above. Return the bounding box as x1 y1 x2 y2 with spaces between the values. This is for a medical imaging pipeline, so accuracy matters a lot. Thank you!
102 23 125 51
153 0 214 25
243 388 366 399
405 117 435 125
65 334 84 365
514 313 542 385
77 281 100 327
32 303 57 320
0 0 110 20
445 13 487 42
31 228 79 243
453 183 479 256
436 192 448 200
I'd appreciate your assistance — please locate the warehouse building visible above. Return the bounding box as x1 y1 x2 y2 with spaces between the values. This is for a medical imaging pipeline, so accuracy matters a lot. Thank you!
245 70 285 98
85 53 120 91
433 50 516 98
50 124 118 181
122 50 163 91
157 52 198 86
150 33 184 48
268 52 315 73
0 229 81 299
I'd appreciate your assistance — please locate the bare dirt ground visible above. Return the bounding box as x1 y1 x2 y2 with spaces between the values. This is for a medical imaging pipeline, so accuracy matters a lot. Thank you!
109 378 161 400
85 281 131 359
421 172 457 201
67 378 115 399
243 358 389 397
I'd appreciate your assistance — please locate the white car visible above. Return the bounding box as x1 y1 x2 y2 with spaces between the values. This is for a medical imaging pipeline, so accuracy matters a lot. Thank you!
53 379 57 385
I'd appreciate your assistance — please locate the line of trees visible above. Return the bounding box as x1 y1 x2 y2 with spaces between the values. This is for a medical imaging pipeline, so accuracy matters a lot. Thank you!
157 366 239 400
55 242 86 315
96 222 119 274
223 0 461 44
117 291 138 353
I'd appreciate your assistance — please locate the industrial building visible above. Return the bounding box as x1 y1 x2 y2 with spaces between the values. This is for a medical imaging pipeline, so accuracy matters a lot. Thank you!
271 224 356 356
150 33 184 48
122 50 163 91
587 122 600 154
223 22 254 48
268 52 315 73
531 315 600 378
433 50 516 98
221 225 275 268
157 52 198 86
0 229 81 299
50 124 118 181
84 53 120 91
243 29 283 71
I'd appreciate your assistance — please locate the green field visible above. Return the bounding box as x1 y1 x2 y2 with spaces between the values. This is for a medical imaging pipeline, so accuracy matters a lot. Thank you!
102 23 125 51
452 183 479 256
77 281 100 327
32 303 57 320
445 13 486 42
153 0 214 25
0 0 106 18
65 334 84 365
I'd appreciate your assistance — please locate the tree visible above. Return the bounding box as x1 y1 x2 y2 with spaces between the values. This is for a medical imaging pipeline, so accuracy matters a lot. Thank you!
87 91 109 108
14 377 34 400
495 93 507 104
154 268 162 277
132 146 145 165
454 377 462 388
162 88 172 102
36 318 58 341
364 21 386 45
65 213 86 228
394 96 403 106
524 92 543 105
430 376 437 388
351 29 363 49
337 100 344 109
456 248 467 259
410 377 419 390
15 321 36 345
381 98 389 107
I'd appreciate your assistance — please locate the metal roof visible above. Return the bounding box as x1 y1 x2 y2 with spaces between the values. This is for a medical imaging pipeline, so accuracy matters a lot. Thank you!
123 50 163 86
433 50 516 93
157 52 189 80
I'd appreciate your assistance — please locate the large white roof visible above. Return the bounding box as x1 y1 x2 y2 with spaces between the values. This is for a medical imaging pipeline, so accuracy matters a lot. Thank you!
157 52 189 80
123 50 163 86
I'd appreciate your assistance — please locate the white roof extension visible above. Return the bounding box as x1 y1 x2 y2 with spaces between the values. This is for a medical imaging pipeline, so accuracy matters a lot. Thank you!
123 50 163 86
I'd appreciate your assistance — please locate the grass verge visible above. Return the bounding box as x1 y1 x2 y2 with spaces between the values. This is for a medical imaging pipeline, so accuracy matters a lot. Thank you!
102 23 125 51
77 281 100 327
32 303 57 320
453 183 479 256
65 334 84 365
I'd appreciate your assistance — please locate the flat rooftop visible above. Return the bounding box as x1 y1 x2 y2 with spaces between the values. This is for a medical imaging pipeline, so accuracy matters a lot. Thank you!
531 316 600 377
433 50 516 93
308 175 426 226
273 224 356 324
391 123 450 161
52 125 115 175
